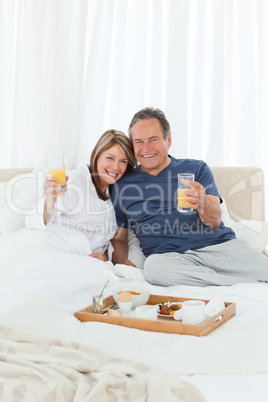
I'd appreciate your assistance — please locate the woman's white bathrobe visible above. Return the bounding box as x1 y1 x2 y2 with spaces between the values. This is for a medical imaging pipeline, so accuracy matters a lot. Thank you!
25 163 117 259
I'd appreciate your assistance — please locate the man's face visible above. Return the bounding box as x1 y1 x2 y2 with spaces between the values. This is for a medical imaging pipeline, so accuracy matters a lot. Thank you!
131 118 171 175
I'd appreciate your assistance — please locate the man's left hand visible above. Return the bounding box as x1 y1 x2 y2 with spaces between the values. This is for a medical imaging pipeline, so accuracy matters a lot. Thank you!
181 179 221 228
182 179 206 209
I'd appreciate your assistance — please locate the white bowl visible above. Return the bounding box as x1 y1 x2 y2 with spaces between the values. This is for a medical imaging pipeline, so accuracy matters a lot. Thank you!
112 285 151 308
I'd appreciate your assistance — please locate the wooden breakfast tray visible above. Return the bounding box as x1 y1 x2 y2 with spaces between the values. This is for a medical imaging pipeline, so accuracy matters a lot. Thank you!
75 294 236 337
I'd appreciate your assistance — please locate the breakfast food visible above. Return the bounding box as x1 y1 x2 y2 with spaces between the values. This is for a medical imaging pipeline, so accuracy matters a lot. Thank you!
112 286 150 308
158 302 182 316
117 290 140 295
119 291 132 303
108 309 123 317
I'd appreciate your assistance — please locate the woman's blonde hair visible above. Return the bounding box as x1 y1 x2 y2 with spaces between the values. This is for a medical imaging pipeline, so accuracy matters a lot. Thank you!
89 129 136 200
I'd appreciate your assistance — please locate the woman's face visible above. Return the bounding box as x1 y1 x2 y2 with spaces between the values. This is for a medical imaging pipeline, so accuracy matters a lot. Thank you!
97 144 128 190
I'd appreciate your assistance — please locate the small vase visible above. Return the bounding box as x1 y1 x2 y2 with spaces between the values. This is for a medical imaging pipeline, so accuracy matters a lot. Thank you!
93 294 104 314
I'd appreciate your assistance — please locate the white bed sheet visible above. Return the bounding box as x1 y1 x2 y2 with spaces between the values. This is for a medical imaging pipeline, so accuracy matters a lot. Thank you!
0 227 268 402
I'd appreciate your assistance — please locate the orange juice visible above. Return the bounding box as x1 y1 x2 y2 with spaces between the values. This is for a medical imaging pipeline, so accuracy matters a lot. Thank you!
177 188 194 209
49 169 66 186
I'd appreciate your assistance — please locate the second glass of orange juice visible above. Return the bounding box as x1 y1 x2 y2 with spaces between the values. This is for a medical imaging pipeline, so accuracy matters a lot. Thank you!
48 155 67 192
177 173 195 213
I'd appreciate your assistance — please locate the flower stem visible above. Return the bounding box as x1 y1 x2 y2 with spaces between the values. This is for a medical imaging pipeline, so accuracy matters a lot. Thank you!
96 280 109 313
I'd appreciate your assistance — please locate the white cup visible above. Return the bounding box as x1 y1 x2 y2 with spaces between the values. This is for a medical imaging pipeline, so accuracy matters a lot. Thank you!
135 305 157 321
182 300 205 325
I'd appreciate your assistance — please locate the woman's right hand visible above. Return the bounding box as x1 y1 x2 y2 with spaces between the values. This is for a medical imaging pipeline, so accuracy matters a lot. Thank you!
43 176 69 218
44 176 68 202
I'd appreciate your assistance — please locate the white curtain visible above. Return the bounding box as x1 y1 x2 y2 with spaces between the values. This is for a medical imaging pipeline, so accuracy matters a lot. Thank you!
0 0 268 178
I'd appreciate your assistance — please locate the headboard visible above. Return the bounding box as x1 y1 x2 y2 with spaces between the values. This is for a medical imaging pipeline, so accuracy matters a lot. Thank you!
0 167 265 222
211 167 265 222
0 168 33 182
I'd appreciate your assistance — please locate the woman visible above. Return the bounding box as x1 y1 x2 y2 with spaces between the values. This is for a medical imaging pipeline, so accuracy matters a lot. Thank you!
25 130 136 261
0 130 136 312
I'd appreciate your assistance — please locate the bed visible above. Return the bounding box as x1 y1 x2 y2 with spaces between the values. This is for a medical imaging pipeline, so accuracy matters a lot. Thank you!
0 166 268 401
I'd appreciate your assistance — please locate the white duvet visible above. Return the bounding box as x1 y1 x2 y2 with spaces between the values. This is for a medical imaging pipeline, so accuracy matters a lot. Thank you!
0 227 116 313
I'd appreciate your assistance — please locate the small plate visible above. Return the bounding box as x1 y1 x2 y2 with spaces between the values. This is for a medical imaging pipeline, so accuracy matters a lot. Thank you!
156 301 182 318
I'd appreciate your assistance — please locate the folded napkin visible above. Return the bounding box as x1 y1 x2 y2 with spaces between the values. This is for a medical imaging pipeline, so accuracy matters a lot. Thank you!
205 294 225 317
174 295 225 321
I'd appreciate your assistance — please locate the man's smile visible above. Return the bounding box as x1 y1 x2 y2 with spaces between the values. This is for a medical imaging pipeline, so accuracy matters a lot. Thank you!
142 154 157 158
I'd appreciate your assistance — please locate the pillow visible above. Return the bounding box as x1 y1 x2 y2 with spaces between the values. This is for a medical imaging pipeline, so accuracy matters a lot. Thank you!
0 174 34 211
230 219 268 254
0 169 47 234
220 199 230 227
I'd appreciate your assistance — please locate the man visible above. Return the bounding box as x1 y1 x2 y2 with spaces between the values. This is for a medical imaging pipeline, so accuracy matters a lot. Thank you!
111 107 268 286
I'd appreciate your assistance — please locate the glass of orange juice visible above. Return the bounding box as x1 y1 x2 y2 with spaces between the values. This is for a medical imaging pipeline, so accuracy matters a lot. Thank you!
48 155 67 192
177 173 195 213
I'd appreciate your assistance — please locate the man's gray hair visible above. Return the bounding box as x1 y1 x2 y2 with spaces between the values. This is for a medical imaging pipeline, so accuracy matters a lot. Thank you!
128 107 171 140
